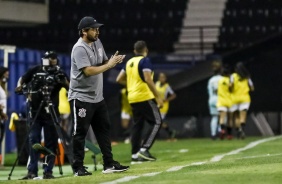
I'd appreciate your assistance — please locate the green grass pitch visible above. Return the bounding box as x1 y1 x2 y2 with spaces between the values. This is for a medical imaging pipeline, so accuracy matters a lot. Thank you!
0 136 281 184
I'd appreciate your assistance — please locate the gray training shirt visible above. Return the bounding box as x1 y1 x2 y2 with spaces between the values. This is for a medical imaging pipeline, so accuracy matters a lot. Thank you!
68 38 108 103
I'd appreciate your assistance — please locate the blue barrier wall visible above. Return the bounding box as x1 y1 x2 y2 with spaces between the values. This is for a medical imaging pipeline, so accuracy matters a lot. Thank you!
0 48 192 152
0 48 71 153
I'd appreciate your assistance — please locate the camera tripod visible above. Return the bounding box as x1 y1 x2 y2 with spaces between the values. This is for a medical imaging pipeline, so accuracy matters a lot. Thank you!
8 86 73 180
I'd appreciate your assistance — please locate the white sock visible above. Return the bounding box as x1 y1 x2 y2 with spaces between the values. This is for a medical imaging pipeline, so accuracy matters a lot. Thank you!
140 148 146 152
211 115 218 136
132 154 138 159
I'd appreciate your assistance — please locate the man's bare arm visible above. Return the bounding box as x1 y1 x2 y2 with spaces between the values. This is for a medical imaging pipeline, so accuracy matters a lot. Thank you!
143 71 163 108
116 70 127 86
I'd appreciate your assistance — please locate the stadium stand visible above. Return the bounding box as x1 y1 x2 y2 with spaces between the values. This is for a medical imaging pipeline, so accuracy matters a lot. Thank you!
215 0 282 53
0 0 188 54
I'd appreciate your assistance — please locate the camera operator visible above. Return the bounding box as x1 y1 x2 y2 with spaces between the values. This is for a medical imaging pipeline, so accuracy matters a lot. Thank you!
15 51 69 180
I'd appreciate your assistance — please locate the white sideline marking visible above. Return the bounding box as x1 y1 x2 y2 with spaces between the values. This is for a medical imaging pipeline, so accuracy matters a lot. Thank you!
190 162 206 166
210 136 282 162
166 165 186 172
142 172 161 176
101 173 161 184
236 153 282 160
101 176 140 184
101 136 282 184
179 149 189 153
167 162 206 172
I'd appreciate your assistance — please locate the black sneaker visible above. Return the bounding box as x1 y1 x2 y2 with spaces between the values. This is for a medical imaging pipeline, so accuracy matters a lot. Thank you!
21 172 37 180
102 161 129 174
131 157 149 164
137 150 156 161
74 166 92 176
43 172 55 179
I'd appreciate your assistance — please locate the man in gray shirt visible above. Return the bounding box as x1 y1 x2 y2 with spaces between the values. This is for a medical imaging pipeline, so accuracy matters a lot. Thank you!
69 16 129 176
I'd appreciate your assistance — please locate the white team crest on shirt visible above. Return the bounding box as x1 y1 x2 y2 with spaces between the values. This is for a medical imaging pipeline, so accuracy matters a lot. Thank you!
78 108 86 118
98 48 103 57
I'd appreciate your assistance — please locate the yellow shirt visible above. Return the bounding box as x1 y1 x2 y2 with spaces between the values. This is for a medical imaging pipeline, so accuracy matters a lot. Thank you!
217 76 232 108
155 81 173 114
126 56 155 103
59 88 70 114
121 88 132 115
231 73 251 104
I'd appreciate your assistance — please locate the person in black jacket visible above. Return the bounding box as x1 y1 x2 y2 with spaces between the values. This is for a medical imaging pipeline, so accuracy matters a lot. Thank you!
16 51 69 179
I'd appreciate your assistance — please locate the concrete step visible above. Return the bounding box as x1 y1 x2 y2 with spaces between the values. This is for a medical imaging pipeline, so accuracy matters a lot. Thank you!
174 0 225 55
189 0 226 2
188 3 225 9
178 37 218 43
174 42 214 49
183 20 221 26
186 13 223 19
174 49 213 55
179 32 218 38
181 28 219 34
188 5 225 12
186 16 223 21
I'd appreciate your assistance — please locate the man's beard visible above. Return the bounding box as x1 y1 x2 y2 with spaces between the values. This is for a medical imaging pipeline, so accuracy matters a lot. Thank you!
87 35 97 42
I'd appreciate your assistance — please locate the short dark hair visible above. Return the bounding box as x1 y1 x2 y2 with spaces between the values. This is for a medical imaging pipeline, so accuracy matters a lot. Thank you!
221 64 231 76
0 67 8 78
134 40 147 54
235 62 250 79
211 60 222 74
79 28 90 37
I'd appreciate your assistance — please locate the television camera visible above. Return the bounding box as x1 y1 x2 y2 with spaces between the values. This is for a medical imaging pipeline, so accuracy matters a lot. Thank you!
18 57 66 99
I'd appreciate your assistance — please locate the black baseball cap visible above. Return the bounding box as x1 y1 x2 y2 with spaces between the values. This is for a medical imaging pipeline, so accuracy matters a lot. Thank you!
44 51 57 59
78 16 103 30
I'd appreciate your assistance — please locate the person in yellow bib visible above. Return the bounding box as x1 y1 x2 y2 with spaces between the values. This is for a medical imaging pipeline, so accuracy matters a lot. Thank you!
116 40 163 163
216 65 233 140
230 62 254 139
120 88 133 143
155 73 176 140
59 88 71 134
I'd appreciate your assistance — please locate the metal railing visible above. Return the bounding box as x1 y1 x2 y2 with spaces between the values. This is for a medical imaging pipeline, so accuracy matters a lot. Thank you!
176 25 220 57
